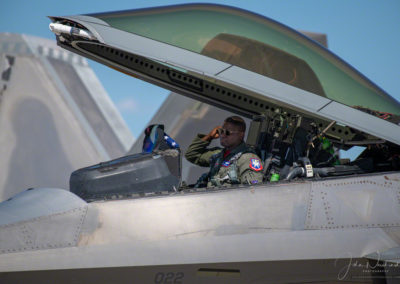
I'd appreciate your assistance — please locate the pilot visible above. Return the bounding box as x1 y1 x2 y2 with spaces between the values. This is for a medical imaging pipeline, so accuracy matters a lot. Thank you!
185 116 264 187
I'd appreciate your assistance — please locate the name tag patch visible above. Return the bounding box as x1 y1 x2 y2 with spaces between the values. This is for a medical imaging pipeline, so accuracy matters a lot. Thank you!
249 158 263 171
222 161 231 167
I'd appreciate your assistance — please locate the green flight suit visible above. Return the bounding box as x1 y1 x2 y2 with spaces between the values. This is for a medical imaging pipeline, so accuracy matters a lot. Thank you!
185 134 264 187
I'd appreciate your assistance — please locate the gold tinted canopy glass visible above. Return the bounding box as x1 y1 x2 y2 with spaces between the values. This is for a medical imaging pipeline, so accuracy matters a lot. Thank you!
90 4 400 115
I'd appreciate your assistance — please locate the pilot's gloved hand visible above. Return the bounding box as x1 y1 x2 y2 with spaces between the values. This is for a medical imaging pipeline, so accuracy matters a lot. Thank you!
202 126 221 142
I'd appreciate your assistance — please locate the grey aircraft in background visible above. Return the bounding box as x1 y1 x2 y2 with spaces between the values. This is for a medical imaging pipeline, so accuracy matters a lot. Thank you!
1 4 400 283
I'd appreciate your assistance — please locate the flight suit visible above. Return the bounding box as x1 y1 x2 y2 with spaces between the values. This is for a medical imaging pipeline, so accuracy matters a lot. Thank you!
185 134 264 187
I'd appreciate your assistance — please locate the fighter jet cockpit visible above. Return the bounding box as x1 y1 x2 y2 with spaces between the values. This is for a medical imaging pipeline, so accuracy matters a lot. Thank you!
46 3 400 201
51 4 400 196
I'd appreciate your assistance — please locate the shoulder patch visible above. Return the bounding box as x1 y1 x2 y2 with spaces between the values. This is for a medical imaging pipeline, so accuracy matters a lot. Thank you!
249 158 263 171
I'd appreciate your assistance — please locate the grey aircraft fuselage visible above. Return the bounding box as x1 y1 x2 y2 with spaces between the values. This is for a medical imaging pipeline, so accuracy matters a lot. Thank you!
1 173 399 283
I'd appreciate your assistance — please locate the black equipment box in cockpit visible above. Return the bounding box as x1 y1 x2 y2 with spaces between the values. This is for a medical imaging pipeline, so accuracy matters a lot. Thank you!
70 150 181 201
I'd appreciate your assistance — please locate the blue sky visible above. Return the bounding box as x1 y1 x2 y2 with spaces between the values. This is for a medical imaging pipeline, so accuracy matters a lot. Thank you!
1 0 400 140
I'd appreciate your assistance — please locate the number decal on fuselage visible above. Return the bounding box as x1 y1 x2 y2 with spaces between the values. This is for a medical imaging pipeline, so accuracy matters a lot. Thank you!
154 272 184 284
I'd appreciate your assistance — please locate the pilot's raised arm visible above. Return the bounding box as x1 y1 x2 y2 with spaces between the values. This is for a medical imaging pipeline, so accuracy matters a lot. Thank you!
185 116 264 187
185 126 222 167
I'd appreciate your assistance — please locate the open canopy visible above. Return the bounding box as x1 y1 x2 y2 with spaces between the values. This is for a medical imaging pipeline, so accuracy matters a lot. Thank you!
49 3 400 146
89 4 400 115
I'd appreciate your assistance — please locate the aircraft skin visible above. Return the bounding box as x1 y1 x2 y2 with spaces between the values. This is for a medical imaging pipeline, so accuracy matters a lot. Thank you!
1 4 400 283
1 175 399 283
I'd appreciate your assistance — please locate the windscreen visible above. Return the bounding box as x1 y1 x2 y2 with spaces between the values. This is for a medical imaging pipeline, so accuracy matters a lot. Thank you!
89 4 400 115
